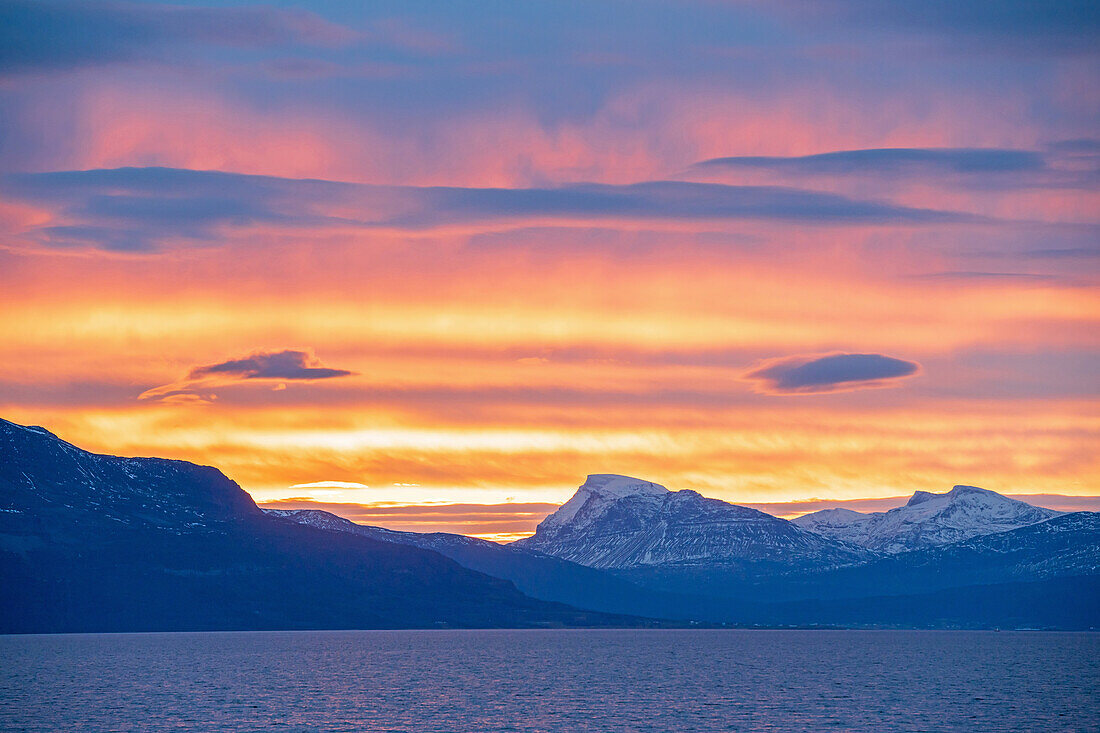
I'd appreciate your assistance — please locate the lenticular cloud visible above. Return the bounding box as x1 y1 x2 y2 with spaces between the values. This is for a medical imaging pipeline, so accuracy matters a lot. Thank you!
743 353 920 395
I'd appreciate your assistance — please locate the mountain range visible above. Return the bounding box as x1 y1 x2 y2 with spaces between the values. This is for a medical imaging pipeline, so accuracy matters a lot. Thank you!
511 474 867 571
2 419 1097 631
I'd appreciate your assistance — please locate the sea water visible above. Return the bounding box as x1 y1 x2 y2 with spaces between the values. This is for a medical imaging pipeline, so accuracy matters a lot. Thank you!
1 629 1096 732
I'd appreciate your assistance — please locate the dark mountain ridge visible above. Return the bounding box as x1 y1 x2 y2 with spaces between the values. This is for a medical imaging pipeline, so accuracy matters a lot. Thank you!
269 505 1100 629
0 419 644 632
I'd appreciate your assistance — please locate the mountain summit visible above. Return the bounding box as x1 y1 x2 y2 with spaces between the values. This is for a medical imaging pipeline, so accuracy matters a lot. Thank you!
792 485 1061 553
513 474 866 570
532 474 669 537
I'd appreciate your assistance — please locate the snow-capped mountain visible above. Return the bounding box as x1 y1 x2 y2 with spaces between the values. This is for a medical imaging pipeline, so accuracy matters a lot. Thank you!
792 485 1061 553
775 511 1100 602
511 474 867 569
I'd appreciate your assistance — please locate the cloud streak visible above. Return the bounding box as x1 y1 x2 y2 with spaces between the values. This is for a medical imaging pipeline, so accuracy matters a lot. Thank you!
697 147 1046 175
743 352 921 394
0 0 353 74
763 0 1100 56
258 498 558 539
694 145 1100 190
4 166 980 251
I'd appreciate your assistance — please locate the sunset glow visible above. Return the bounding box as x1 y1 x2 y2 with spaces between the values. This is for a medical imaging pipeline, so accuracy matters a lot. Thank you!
2 0 1097 539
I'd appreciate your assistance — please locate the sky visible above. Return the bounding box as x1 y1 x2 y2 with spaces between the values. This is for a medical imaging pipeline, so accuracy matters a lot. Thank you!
1 0 1098 541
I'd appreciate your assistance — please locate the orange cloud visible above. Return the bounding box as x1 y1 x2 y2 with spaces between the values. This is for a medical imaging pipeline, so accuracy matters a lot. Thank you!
258 498 557 539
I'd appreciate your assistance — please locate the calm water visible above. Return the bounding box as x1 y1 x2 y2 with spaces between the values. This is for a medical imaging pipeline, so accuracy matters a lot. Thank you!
1 630 1097 732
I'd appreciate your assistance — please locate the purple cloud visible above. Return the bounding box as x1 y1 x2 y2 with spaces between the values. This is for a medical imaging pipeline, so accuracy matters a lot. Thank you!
697 147 1046 175
189 349 354 381
139 349 355 402
694 145 1100 190
744 352 921 394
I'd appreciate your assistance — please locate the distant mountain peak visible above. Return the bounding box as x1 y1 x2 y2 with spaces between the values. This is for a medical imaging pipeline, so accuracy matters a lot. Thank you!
0 418 57 440
796 484 1061 553
533 474 668 534
950 484 991 495
813 507 868 518
906 490 937 506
